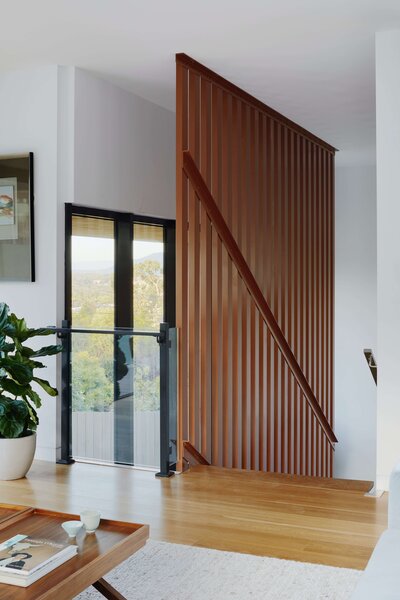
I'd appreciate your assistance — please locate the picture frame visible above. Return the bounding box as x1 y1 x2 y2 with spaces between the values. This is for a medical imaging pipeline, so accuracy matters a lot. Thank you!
0 153 35 282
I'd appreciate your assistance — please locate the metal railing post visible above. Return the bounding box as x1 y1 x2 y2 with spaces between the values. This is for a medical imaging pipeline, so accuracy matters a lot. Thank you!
156 322 174 477
57 319 74 464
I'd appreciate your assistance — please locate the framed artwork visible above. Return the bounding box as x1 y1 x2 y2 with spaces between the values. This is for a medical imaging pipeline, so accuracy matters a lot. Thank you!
0 154 35 281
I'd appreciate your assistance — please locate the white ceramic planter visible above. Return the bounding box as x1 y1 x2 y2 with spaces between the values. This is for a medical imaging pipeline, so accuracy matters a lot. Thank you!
0 432 36 480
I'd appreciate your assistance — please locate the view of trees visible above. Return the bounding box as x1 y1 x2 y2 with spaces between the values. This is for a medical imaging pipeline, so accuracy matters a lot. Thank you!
71 251 163 414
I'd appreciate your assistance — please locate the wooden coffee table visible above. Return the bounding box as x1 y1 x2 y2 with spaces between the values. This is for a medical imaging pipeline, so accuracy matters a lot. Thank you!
0 504 149 599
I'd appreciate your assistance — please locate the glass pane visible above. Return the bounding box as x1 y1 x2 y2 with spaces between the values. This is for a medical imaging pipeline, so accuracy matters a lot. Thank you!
133 223 164 329
71 331 160 468
133 335 160 468
71 332 115 463
70 216 116 463
71 215 114 328
69 217 164 469
132 223 163 468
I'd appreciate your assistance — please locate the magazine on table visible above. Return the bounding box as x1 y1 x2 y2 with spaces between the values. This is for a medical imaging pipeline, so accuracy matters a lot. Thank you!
0 534 77 587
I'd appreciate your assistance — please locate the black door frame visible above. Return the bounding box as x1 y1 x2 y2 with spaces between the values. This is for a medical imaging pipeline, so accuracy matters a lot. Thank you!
62 204 175 465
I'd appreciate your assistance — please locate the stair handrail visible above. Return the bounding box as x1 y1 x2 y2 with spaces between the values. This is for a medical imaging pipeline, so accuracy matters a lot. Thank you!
363 349 377 385
183 441 210 465
182 150 337 447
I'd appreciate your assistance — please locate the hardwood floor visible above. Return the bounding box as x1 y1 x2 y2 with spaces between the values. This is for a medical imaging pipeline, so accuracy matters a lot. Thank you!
0 461 387 570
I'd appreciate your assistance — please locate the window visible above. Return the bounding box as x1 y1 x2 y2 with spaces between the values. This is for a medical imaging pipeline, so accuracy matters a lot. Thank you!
64 205 175 467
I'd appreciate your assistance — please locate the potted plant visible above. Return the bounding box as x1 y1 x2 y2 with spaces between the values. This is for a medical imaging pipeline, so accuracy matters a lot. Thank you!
0 302 62 480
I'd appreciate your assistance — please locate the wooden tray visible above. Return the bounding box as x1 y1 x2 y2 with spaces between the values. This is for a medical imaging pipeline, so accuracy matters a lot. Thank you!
0 504 34 531
0 504 149 600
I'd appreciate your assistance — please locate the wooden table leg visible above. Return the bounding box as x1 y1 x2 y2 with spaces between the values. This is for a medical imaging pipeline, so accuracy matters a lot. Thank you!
92 578 127 600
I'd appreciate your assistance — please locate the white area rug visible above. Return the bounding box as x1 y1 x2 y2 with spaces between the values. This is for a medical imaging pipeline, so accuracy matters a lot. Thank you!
76 540 361 600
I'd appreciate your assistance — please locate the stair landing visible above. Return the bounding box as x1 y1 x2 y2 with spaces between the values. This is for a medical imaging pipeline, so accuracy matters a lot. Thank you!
178 465 384 569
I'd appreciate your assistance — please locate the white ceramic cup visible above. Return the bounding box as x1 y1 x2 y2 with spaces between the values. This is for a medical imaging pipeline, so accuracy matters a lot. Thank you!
62 520 83 538
80 510 101 533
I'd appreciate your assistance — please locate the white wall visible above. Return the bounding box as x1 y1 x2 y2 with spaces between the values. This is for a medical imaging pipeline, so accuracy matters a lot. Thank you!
376 30 400 490
334 165 377 482
73 68 175 219
0 66 60 460
0 66 175 461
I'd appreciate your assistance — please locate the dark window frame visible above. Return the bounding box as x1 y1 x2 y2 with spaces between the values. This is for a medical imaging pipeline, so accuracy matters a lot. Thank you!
64 203 176 327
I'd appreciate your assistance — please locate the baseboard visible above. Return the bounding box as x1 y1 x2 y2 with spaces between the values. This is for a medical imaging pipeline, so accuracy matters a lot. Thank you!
364 485 385 498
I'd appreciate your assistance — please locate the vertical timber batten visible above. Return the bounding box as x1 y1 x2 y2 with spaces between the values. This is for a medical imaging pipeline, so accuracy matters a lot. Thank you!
176 53 336 476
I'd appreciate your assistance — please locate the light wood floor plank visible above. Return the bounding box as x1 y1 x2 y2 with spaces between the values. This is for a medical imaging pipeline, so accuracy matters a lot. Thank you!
0 461 386 570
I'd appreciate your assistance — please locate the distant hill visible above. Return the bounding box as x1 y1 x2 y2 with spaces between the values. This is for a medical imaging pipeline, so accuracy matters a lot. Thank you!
73 252 163 272
134 252 163 265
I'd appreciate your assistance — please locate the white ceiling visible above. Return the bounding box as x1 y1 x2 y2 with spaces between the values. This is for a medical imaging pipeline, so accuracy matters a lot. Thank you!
1 0 400 166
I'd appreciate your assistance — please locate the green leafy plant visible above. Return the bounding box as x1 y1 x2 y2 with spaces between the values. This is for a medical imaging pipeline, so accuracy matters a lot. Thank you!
0 303 62 439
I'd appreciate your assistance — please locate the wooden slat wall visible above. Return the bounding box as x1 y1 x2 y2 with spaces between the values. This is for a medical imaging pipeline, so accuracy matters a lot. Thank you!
176 54 335 476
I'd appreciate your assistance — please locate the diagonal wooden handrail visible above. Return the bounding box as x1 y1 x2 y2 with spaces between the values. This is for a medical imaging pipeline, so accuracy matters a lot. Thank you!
182 150 337 446
183 441 211 465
